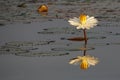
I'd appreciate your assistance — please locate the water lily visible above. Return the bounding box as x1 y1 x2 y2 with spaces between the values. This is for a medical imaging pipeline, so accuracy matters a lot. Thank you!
69 55 99 70
68 14 98 30
68 14 98 44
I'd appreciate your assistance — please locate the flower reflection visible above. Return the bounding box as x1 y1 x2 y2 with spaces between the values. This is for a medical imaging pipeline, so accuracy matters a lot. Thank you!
69 40 99 70
69 55 99 70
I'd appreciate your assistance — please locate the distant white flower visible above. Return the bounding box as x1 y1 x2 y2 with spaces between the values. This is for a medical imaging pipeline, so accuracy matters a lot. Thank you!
69 55 99 70
68 14 98 29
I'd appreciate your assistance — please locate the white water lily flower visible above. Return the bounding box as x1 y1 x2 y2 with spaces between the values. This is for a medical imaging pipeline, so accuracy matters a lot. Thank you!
68 14 98 29
69 55 99 70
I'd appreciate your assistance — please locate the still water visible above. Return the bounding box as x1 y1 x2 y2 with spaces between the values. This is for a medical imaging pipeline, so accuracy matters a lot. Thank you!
0 20 120 80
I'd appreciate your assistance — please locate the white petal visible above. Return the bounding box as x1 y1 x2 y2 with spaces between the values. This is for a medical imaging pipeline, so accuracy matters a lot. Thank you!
86 15 90 19
76 27 80 29
77 24 85 29
87 57 99 66
68 21 79 26
69 56 82 65
87 16 98 24
69 58 81 65
83 16 98 29
76 26 84 29
68 17 80 27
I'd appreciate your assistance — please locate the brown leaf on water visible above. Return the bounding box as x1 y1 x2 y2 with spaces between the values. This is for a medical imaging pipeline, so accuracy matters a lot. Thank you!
67 37 88 41
17 3 27 8
106 9 114 12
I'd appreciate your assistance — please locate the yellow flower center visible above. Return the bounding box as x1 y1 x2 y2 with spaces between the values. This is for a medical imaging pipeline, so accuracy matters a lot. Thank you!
79 14 87 25
80 59 89 70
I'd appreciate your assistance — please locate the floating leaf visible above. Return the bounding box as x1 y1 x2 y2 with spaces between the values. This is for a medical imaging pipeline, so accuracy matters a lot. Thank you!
67 37 88 41
14 52 69 57
17 3 27 8
0 23 5 26
51 47 94 51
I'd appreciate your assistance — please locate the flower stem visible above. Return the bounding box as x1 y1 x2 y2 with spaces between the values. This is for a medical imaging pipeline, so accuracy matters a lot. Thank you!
83 29 87 45
83 50 86 56
83 40 87 56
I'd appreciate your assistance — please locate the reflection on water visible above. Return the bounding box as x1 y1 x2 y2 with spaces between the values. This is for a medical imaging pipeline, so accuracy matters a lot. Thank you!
0 25 120 57
69 40 99 70
69 55 99 70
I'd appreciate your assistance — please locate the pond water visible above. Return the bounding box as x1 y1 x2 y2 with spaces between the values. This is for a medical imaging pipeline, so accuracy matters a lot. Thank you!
0 19 120 80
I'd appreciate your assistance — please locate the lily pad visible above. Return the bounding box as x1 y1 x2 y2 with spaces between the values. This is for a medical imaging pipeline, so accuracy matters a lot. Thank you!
67 37 88 41
15 52 69 57
51 47 95 51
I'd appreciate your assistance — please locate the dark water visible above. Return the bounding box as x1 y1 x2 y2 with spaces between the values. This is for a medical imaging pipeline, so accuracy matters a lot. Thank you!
0 19 120 80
